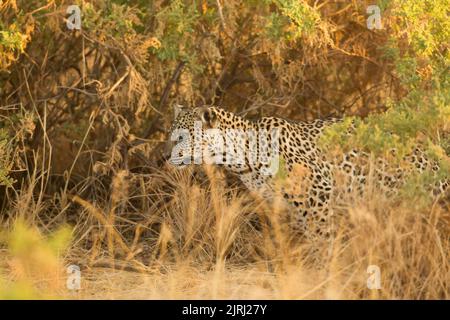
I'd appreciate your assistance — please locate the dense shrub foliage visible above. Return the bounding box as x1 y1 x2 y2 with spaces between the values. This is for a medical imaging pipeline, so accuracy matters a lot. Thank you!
1 0 448 187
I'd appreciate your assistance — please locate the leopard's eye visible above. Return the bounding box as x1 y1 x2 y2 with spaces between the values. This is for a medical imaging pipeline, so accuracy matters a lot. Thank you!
177 135 184 142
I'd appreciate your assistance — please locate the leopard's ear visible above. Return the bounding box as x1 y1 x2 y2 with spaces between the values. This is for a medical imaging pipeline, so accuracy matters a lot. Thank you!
195 106 217 128
173 104 186 120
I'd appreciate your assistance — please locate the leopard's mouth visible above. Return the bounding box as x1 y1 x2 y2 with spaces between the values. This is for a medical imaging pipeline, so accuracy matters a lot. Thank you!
167 156 191 167
167 154 205 168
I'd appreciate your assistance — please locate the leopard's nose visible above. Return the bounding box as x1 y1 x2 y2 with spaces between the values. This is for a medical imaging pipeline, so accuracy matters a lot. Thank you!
162 142 173 161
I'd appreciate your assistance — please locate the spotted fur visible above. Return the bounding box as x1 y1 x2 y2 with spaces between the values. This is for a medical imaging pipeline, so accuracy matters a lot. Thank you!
168 106 449 241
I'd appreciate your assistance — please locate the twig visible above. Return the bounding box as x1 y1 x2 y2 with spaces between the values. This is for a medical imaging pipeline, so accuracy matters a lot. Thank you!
141 61 186 141
216 0 229 36
159 61 186 111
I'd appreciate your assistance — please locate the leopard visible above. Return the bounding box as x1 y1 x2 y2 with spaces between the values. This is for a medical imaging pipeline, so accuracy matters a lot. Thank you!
166 105 450 242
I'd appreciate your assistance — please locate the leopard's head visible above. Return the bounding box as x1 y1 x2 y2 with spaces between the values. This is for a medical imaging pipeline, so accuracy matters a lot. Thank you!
165 105 218 166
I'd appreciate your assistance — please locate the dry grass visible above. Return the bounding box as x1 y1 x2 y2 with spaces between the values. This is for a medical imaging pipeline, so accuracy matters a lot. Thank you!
1 160 449 300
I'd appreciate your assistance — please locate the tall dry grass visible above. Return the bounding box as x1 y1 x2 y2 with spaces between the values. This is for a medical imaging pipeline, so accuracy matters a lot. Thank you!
1 157 449 299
